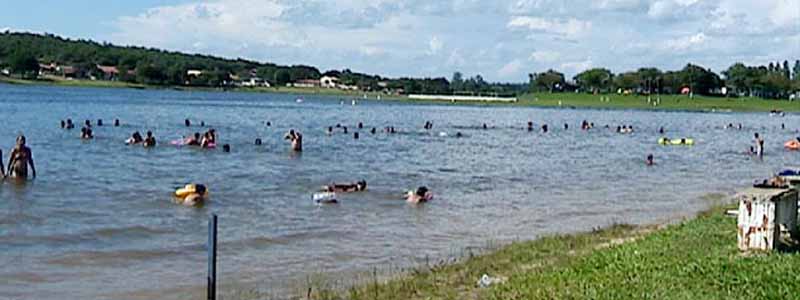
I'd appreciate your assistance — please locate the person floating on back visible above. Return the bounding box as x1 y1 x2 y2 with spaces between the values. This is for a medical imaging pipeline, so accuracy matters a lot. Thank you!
7 135 36 180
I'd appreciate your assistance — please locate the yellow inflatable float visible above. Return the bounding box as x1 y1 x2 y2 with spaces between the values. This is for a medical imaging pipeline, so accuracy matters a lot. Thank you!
658 137 694 146
174 184 209 206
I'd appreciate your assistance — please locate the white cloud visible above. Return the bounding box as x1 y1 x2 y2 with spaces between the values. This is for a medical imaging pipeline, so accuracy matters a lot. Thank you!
664 32 707 51
497 59 524 78
507 16 591 39
360 46 385 56
560 59 593 73
446 49 466 66
529 50 561 63
428 36 443 55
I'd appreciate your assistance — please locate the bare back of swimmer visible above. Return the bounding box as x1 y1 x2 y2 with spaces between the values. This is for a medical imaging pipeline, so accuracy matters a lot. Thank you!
7 135 36 179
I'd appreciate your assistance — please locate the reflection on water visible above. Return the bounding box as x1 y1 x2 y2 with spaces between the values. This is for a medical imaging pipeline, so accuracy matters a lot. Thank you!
0 83 798 299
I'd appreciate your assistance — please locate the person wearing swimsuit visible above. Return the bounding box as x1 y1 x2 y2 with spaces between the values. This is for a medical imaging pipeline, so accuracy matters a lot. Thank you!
7 135 36 179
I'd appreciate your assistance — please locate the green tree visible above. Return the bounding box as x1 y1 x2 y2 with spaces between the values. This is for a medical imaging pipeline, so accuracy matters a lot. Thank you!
273 69 291 86
451 71 463 92
782 60 791 80
574 68 613 93
530 70 565 93
793 60 800 80
8 50 39 78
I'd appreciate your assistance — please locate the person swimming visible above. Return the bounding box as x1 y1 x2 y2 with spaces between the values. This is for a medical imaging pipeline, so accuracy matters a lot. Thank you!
200 132 214 148
66 119 74 129
60 120 66 129
455 132 463 138
482 123 488 130
564 123 568 130
324 180 367 193
354 132 359 139
406 186 432 204
97 119 103 126
84 120 92 128
327 126 334 135
370 127 377 134
285 129 303 151
266 121 272 127
7 135 36 179
186 132 201 146
255 138 262 145
80 126 94 139
143 131 156 147
358 122 364 129
126 131 144 145
541 124 548 133
114 119 120 127
222 144 231 152
646 154 654 166
527 121 533 132
343 126 348 134
185 119 191 127
659 127 665 134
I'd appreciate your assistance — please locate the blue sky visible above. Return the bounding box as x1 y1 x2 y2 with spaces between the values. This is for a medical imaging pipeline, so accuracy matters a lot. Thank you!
1 0 798 82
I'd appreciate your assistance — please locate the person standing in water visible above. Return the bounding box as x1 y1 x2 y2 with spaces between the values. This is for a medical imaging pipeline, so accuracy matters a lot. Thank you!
754 133 764 158
285 130 303 151
7 135 36 179
143 131 157 147
646 154 654 166
0 149 5 178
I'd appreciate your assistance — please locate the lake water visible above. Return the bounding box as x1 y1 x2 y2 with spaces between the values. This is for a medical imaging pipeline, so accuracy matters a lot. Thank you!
0 84 796 299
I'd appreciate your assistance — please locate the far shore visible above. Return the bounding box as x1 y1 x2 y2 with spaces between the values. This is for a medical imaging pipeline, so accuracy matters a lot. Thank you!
2 75 799 113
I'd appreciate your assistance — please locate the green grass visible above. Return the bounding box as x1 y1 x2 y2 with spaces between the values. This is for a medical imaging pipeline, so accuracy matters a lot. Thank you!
301 206 800 300
515 92 800 112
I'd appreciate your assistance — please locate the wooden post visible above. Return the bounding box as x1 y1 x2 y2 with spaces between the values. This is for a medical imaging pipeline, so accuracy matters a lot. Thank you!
208 214 218 300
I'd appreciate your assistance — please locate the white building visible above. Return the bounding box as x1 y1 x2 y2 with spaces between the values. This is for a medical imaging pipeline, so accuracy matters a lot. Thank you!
320 76 339 88
186 70 203 77
240 77 270 87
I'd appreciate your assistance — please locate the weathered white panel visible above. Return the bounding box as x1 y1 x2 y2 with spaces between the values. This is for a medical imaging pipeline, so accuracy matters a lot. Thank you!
737 188 798 251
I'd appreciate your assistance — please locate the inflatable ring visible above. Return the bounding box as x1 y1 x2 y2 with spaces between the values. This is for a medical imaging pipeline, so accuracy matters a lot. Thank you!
175 184 209 198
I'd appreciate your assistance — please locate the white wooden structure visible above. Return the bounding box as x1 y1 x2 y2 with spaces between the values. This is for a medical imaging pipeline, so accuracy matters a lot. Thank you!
408 94 518 102
737 188 798 251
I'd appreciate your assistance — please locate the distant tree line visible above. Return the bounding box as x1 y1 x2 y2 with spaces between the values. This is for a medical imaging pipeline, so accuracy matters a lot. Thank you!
537 61 800 99
0 32 798 99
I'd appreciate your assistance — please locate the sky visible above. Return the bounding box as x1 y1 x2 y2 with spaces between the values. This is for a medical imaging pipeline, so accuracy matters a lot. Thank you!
1 0 798 82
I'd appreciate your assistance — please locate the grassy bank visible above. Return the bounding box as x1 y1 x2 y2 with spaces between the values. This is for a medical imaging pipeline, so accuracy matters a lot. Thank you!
302 205 799 300
515 92 800 112
3 76 799 112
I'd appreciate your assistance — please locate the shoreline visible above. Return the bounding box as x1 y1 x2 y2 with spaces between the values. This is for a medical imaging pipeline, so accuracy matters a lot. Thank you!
284 195 797 300
3 76 799 113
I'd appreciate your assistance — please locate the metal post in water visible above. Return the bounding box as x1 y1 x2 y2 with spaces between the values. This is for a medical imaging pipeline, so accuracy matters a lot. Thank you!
208 214 218 300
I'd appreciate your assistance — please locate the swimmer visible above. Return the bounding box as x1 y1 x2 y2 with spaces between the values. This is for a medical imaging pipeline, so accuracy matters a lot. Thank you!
354 132 359 139
200 132 213 148
370 127 377 134
143 131 156 147
323 180 367 193
266 121 272 127
97 119 103 126
60 120 65 129
285 130 303 151
201 121 205 127
455 132 463 138
66 119 74 129
564 123 568 130
659 127 665 134
406 186 432 204
222 144 231 152
114 119 120 127
255 138 262 145
80 126 94 139
343 126 348 134
482 123 488 130
646 154 654 166
186 133 201 146
7 135 36 179
358 122 363 129
541 124 548 133
327 126 334 135
126 131 144 145
527 121 533 132
185 119 191 127
84 120 91 128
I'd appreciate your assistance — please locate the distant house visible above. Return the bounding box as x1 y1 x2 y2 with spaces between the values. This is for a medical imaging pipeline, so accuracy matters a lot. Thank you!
1 68 9 76
291 79 321 88
320 76 339 88
239 77 270 87
97 65 120 80
38 63 58 76
58 65 80 78
187 70 203 77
